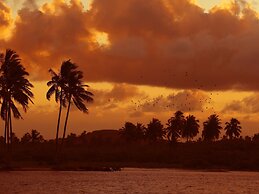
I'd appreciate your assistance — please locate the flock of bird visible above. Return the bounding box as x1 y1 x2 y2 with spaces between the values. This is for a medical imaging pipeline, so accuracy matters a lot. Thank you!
129 93 217 113
107 71 220 114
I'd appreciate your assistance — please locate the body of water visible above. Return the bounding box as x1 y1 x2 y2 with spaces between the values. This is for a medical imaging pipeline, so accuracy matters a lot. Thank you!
0 168 258 194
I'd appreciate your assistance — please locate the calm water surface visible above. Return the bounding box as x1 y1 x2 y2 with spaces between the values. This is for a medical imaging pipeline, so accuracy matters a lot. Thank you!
0 168 258 194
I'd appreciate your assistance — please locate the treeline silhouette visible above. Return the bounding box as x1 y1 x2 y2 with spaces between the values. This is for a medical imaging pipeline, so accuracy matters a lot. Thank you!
1 49 259 171
0 114 259 171
119 111 245 143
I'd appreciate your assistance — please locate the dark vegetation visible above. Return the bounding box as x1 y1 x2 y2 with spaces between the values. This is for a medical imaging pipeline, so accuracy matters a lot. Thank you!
0 118 259 171
0 49 259 171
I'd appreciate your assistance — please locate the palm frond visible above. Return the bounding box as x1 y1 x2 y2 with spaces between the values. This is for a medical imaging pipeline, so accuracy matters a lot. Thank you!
47 85 57 101
0 49 34 120
9 101 22 119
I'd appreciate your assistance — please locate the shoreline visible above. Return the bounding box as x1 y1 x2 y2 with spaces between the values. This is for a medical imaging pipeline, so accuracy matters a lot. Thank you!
1 164 259 172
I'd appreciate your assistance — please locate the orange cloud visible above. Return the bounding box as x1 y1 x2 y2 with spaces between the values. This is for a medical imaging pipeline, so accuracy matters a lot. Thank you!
1 0 259 91
89 83 144 110
0 1 12 39
223 93 259 113
130 90 208 114
0 2 10 26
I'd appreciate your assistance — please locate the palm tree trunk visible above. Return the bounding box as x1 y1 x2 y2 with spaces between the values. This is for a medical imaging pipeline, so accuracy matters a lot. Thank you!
55 95 63 154
4 114 7 144
4 107 10 166
3 101 8 152
8 106 13 153
6 103 10 152
4 114 7 154
61 95 72 152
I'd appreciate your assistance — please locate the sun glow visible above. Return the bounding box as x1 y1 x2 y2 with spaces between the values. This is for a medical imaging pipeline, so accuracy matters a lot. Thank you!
0 28 12 40
210 0 258 16
90 29 111 48
35 50 51 57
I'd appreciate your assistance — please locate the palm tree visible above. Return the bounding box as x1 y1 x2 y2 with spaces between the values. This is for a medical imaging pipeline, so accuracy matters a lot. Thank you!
119 122 145 142
136 123 146 141
60 60 93 150
47 62 68 153
30 129 44 143
182 115 199 142
166 111 186 143
11 132 20 144
64 133 76 145
119 122 136 142
0 49 33 152
145 118 164 143
21 132 31 144
202 114 222 141
20 130 44 144
225 118 242 140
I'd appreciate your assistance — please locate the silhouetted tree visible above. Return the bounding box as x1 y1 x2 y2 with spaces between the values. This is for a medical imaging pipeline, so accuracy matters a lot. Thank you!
60 60 93 149
244 136 252 142
136 123 146 140
202 114 222 141
21 130 44 144
66 133 77 145
146 118 164 143
119 122 145 142
0 49 33 152
0 136 5 144
225 118 242 139
120 122 135 141
21 132 31 144
166 111 185 143
78 130 87 144
30 129 44 143
47 60 93 156
11 132 19 144
47 64 67 153
182 115 199 142
252 133 259 142
222 135 228 141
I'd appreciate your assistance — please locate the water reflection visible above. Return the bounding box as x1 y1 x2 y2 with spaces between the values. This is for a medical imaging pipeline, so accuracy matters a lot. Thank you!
0 169 258 194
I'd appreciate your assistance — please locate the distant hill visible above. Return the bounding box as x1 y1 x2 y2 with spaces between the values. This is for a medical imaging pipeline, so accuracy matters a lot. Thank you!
86 129 121 144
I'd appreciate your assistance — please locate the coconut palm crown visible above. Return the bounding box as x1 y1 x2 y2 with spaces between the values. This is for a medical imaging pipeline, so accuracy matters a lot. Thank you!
0 49 34 147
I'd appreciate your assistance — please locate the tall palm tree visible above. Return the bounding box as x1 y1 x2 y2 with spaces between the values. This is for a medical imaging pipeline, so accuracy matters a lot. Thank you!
47 63 68 153
225 118 242 140
182 115 199 142
146 118 164 143
166 111 186 143
0 49 34 152
202 114 222 141
60 60 93 150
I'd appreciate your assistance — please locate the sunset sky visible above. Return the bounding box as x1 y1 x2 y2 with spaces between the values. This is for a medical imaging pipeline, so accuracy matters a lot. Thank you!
1 0 259 139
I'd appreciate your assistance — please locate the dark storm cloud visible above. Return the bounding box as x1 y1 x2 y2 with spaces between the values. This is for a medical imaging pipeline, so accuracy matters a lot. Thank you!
1 0 259 91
